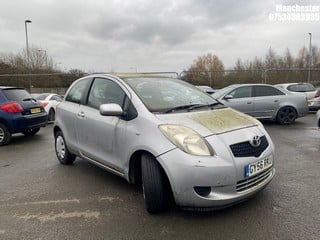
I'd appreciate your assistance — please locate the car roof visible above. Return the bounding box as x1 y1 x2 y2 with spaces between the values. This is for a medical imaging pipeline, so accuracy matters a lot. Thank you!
227 83 275 87
275 82 314 86
90 73 178 80
0 86 25 90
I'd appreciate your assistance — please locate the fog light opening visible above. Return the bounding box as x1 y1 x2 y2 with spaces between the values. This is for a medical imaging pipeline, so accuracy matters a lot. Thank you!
194 186 211 197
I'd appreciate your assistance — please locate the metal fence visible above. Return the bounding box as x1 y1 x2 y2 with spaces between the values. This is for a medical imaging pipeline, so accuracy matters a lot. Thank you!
1 69 320 94
180 69 320 88
0 73 83 94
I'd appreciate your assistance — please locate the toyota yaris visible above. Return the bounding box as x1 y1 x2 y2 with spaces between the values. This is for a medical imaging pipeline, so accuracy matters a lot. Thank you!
54 74 275 213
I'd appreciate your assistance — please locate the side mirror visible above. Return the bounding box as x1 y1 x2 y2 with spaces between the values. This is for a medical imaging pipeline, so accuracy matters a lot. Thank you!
224 95 233 100
99 103 123 116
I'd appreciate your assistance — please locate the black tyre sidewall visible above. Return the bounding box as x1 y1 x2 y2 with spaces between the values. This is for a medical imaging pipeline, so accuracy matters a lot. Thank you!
0 123 11 146
141 153 168 214
55 131 75 165
48 109 55 122
277 107 297 125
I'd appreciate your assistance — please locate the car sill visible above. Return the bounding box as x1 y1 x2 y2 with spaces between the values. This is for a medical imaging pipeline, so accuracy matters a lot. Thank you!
81 153 125 178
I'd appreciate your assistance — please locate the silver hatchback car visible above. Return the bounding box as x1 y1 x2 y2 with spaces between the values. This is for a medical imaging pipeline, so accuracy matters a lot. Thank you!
54 74 275 213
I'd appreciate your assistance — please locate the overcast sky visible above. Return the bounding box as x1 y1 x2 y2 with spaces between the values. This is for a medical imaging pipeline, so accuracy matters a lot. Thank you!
1 0 320 73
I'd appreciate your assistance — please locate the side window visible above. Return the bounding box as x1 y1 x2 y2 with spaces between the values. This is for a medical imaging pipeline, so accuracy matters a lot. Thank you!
66 79 88 103
229 87 252 98
254 86 285 97
88 77 126 109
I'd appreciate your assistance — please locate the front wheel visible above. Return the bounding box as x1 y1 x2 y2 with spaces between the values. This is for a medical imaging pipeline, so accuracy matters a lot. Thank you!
277 107 297 125
55 131 76 165
0 123 11 146
141 153 168 214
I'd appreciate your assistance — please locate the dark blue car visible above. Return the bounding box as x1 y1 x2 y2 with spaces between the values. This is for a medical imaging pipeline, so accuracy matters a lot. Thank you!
0 86 48 146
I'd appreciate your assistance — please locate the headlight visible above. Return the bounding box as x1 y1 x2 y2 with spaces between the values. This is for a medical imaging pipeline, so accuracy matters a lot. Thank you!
159 124 214 156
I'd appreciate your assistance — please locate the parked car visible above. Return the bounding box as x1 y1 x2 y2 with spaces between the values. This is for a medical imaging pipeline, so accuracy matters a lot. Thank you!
212 84 308 125
0 86 48 146
317 110 320 128
275 83 317 110
54 74 275 213
32 93 63 122
196 85 216 94
308 87 320 111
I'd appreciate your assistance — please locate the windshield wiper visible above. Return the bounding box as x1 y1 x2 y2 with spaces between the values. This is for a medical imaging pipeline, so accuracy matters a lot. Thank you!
189 102 222 110
164 102 221 113
164 104 202 113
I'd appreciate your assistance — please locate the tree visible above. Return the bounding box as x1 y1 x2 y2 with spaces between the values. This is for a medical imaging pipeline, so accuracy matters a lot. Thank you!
184 53 224 86
0 46 56 73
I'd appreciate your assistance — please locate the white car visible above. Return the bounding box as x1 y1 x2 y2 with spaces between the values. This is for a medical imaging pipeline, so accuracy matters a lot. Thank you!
275 83 317 110
33 93 62 122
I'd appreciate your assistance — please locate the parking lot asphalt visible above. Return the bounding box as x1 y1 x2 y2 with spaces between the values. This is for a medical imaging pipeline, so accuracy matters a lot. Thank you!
0 113 319 240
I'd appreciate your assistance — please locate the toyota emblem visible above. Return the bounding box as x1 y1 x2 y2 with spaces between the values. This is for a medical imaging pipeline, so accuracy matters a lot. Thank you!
250 135 261 148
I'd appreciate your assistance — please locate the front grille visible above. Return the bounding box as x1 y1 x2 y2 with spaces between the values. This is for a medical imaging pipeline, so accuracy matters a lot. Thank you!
236 167 273 192
230 136 269 158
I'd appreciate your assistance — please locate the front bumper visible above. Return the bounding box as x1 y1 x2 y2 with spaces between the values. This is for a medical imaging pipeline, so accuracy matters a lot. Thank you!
157 143 275 208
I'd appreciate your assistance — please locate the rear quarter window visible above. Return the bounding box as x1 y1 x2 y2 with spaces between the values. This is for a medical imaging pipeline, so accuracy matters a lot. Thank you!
254 86 285 97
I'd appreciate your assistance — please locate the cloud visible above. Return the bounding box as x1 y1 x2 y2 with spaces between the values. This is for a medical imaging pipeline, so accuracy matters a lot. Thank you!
0 0 319 72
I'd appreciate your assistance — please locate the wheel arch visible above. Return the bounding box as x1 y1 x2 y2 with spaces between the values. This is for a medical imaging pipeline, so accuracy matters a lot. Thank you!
128 150 172 192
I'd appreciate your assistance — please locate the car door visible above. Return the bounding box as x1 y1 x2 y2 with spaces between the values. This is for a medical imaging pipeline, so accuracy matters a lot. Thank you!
75 77 127 172
222 86 254 116
59 78 91 151
252 85 284 118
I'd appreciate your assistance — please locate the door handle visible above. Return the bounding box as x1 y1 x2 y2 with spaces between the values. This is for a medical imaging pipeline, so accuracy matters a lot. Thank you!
274 100 279 103
247 102 252 104
77 112 85 118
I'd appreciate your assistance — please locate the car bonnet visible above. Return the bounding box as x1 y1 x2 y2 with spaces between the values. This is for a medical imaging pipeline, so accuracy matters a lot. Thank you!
155 107 260 136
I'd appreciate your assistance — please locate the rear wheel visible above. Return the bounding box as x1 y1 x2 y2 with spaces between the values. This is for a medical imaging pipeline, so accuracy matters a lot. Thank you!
55 131 76 165
48 108 55 123
277 106 297 125
0 123 11 146
22 128 40 136
141 153 168 214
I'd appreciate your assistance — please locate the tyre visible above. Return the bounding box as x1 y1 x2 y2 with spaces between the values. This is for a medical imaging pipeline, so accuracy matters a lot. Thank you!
276 106 297 125
55 131 76 165
22 128 40 136
141 153 168 214
0 123 11 146
48 108 55 123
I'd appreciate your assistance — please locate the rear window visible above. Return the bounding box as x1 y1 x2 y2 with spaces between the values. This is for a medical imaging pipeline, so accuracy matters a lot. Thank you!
34 93 50 100
3 89 31 101
287 83 315 92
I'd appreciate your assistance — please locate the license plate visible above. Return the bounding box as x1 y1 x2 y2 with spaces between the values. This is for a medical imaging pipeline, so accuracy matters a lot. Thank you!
31 108 41 114
245 155 273 178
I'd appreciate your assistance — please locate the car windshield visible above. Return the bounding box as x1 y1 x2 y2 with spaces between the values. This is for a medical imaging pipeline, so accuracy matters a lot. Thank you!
124 77 218 113
211 85 236 99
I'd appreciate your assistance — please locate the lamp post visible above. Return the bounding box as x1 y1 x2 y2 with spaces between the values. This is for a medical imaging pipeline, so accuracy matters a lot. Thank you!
308 32 312 82
25 19 32 91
